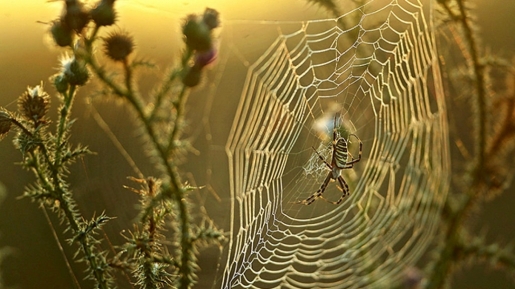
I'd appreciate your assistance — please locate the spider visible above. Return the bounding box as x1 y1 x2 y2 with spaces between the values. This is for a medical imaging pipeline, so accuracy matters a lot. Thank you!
297 116 363 205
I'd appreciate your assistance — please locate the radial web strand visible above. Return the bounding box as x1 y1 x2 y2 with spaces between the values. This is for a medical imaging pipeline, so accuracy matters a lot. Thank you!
221 0 449 288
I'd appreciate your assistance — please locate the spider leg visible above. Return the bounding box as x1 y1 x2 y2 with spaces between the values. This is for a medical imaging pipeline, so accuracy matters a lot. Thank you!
345 134 363 165
298 172 332 205
312 146 332 169
321 175 350 205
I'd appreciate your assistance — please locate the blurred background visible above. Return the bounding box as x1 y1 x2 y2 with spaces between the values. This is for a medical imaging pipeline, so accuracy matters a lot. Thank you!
0 1 514 288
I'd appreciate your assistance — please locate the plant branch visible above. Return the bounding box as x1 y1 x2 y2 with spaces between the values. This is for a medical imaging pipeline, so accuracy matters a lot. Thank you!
426 1 506 288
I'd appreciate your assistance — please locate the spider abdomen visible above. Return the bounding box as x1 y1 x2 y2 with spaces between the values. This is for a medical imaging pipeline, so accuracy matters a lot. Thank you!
334 138 349 168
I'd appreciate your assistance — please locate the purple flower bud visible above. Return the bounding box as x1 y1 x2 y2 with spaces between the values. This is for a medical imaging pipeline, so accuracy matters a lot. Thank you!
194 48 217 68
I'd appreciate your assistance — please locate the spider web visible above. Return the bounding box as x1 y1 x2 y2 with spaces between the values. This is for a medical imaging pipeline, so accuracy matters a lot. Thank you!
218 0 449 288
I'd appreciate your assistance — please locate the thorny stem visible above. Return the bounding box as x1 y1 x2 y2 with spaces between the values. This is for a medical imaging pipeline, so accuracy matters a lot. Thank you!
169 86 195 288
54 85 76 167
149 69 181 122
83 29 128 98
9 118 33 137
426 1 491 288
123 59 134 96
85 25 101 48
140 178 161 287
487 70 515 156
21 84 110 288
127 77 194 289
168 47 194 154
9 119 54 169
56 87 110 289
87 58 129 97
167 86 188 152
87 43 196 288
457 233 515 269
87 52 183 194
456 1 488 174
158 49 196 289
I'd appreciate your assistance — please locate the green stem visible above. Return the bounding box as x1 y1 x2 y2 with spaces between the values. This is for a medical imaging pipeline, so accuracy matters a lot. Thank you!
170 49 195 289
88 58 129 97
49 84 109 288
457 237 515 270
9 118 33 137
426 1 489 288
456 0 487 175
487 82 515 156
123 59 134 95
85 25 101 48
139 178 162 287
89 49 195 287
54 85 76 167
12 85 109 288
167 86 188 153
149 69 181 122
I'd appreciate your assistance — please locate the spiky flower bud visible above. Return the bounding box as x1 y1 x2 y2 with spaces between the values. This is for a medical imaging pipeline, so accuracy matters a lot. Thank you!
0 109 12 140
14 130 39 155
91 0 117 27
60 54 89 86
62 0 90 32
182 15 212 52
18 84 50 124
52 73 69 94
202 8 220 30
181 65 202 87
103 31 134 62
50 20 74 47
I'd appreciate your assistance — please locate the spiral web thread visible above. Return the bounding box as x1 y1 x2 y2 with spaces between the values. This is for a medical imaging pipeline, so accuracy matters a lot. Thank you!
222 0 449 288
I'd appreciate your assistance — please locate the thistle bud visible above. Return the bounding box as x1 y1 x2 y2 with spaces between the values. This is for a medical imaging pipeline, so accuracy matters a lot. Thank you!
52 73 69 94
181 65 202 88
91 0 117 27
60 54 89 86
182 15 212 52
202 8 220 30
62 0 90 32
18 84 50 124
0 109 12 140
103 31 134 62
50 20 74 47
14 130 38 155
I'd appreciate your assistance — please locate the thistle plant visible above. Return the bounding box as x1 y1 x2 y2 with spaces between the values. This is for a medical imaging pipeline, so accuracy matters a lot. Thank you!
309 0 515 288
424 1 515 288
2 1 513 288
0 1 223 288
